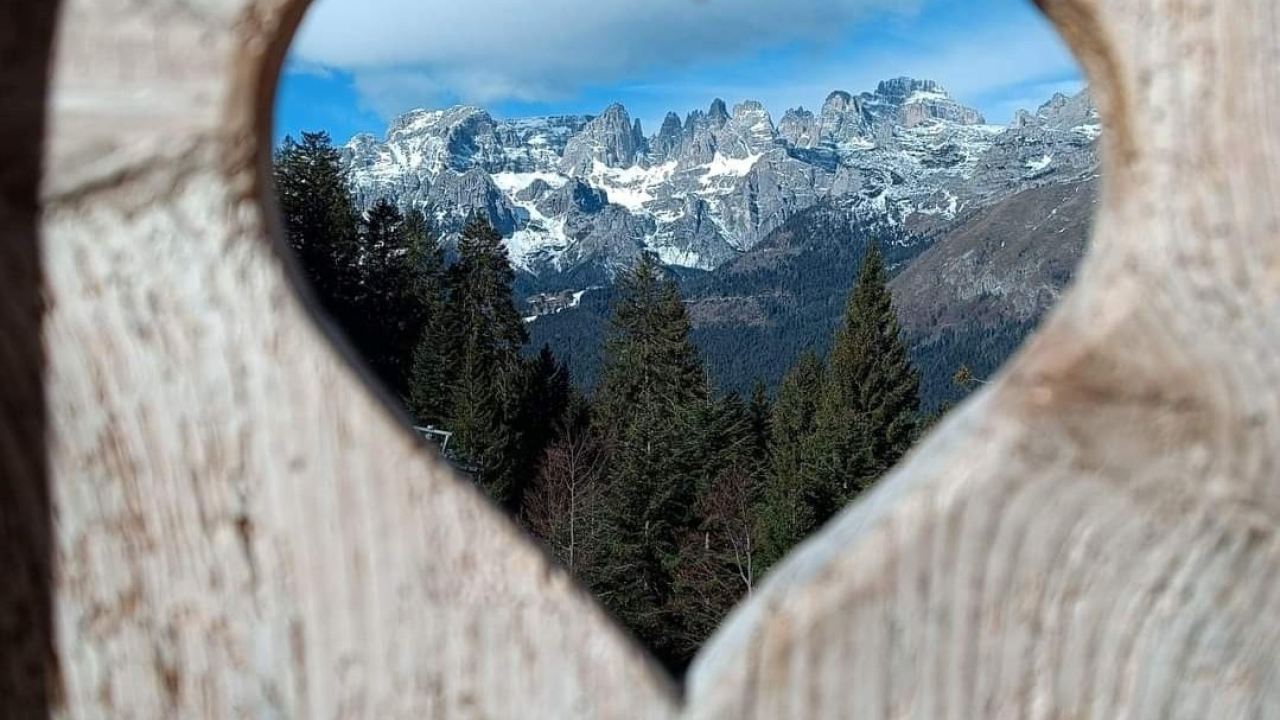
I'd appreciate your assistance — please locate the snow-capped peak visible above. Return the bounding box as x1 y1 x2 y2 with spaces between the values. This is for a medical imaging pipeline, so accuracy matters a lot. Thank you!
340 82 1098 277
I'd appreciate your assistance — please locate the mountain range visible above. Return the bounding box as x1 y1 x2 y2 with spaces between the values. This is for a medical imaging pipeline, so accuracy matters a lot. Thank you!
339 78 1102 408
342 78 1099 278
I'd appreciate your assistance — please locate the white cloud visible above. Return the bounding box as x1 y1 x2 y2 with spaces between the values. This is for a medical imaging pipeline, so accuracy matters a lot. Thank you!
289 0 1084 126
291 0 922 114
351 68 572 118
982 78 1088 125
743 18 1078 119
617 11 1083 128
283 57 336 79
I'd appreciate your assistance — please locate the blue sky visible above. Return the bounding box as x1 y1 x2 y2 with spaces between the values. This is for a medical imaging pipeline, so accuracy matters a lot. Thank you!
276 0 1084 145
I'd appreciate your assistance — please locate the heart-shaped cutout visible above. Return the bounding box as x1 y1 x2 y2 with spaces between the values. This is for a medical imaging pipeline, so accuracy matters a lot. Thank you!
275 0 1100 678
28 0 1280 718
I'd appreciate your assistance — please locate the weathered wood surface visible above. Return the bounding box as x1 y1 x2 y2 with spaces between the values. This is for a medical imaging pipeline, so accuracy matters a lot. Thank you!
5 0 1278 718
691 0 1280 717
35 1 677 719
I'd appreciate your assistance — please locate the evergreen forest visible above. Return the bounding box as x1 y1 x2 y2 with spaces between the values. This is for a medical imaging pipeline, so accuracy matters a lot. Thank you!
276 132 959 672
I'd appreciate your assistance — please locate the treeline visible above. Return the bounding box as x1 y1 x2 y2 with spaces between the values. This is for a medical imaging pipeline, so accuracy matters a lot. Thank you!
529 199 1005 411
275 132 924 672
524 249 921 671
276 131 571 511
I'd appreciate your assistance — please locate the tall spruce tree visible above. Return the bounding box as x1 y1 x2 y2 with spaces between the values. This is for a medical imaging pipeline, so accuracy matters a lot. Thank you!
598 402 690 664
756 349 825 570
673 392 755 497
445 214 529 509
274 138 437 402
594 253 705 430
808 243 921 522
353 198 424 394
667 392 764 661
670 461 760 660
748 380 773 467
273 132 361 329
511 345 574 512
405 210 452 425
591 252 707 668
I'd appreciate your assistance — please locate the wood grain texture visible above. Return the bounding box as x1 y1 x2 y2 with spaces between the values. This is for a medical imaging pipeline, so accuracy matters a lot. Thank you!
690 0 1280 718
10 0 1280 718
39 1 678 718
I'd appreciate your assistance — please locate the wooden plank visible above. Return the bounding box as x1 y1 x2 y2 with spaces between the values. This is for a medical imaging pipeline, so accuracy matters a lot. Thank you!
36 1 678 718
3 0 1276 717
690 0 1280 717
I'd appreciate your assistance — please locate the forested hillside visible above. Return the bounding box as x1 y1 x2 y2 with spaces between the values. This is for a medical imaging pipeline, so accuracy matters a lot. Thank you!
275 132 937 671
274 64 1101 668
527 176 1097 410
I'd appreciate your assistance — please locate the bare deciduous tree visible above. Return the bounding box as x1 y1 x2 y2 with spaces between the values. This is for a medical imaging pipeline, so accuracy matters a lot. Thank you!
701 464 759 597
523 429 607 575
670 463 762 657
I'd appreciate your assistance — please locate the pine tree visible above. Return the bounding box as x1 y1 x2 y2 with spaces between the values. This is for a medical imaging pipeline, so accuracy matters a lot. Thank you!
842 244 921 476
666 392 764 661
274 136 436 403
590 253 707 668
756 349 824 570
445 214 529 508
511 345 574 512
353 198 423 394
405 210 452 425
772 351 825 483
673 392 755 498
524 346 573 443
808 243 921 522
273 132 361 331
748 379 772 467
596 401 690 663
594 253 705 431
670 462 760 660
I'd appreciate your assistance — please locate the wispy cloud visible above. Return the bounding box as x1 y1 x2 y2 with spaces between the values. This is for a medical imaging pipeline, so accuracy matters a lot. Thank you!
283 57 338 80
576 6 1082 128
755 11 1084 123
290 0 924 117
283 0 1084 131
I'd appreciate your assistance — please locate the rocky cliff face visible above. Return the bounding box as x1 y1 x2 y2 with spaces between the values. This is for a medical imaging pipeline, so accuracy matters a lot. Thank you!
890 177 1100 336
341 78 1099 282
870 77 987 127
560 103 648 174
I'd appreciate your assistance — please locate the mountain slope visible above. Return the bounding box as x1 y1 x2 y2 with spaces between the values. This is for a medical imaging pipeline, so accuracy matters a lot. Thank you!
527 199 919 394
334 82 1104 409
527 170 1100 407
893 177 1099 408
892 176 1099 338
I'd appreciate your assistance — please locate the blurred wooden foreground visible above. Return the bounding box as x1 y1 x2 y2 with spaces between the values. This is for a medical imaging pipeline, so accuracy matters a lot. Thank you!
3 0 1280 717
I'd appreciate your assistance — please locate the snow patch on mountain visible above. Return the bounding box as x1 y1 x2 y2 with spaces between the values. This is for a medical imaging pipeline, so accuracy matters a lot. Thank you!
655 246 704 268
491 171 569 194
699 153 762 190
585 160 679 212
507 201 569 271
1073 124 1103 141
341 79 1100 281
1026 154 1054 172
